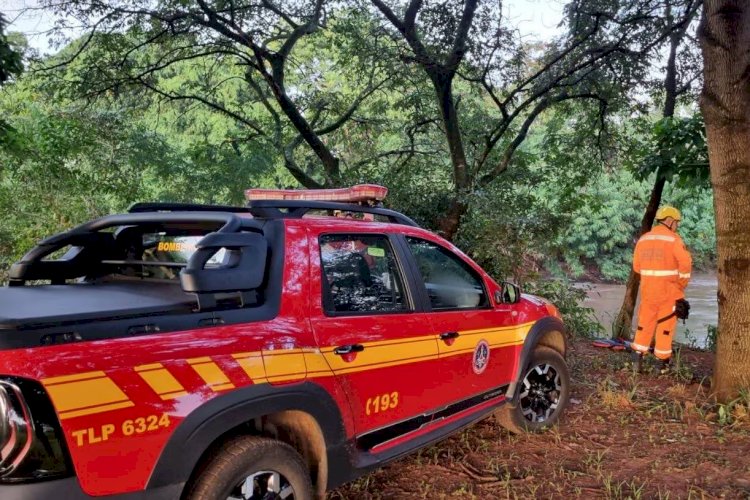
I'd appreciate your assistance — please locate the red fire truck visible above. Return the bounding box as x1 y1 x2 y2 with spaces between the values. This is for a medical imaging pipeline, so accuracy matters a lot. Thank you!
0 185 568 499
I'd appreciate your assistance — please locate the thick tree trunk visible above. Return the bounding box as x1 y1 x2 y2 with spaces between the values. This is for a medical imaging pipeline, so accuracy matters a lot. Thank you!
437 199 468 241
613 27 680 339
699 0 750 401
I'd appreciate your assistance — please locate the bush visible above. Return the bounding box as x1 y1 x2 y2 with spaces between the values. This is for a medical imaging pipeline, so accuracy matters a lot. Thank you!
523 279 604 338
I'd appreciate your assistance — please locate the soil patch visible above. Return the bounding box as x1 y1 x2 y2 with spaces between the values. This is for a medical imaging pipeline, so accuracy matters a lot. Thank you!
330 339 750 499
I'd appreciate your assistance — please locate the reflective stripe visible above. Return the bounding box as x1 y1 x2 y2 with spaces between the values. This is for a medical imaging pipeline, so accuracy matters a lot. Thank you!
679 273 691 279
654 349 672 359
631 342 650 353
640 269 679 277
640 235 676 243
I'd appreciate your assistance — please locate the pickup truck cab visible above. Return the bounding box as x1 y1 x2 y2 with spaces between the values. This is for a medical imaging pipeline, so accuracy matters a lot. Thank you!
0 185 569 499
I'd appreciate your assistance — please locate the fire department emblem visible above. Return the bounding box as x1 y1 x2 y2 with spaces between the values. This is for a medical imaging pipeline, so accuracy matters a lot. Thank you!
472 340 490 375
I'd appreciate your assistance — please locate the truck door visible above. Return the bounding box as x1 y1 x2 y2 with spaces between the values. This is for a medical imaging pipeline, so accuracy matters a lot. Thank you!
309 232 441 442
402 236 520 406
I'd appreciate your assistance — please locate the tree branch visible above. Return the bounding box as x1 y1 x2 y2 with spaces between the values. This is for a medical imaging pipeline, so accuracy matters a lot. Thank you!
445 0 478 73
479 93 605 185
315 77 389 135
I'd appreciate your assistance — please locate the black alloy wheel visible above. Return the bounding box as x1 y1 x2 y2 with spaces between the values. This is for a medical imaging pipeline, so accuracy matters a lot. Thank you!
518 362 562 423
228 469 296 500
496 345 570 433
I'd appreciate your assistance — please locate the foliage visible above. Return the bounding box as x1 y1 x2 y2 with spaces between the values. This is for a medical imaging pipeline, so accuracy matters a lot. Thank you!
705 325 719 353
627 114 709 185
556 170 649 282
0 1 717 300
0 14 23 84
551 169 715 282
715 390 750 427
0 69 287 277
0 15 24 149
524 280 604 338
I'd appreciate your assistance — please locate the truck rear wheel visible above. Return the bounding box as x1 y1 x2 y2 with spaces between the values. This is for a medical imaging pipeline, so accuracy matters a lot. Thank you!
185 436 313 500
497 346 569 434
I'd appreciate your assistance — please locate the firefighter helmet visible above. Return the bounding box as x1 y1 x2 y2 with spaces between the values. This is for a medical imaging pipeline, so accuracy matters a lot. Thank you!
655 205 681 221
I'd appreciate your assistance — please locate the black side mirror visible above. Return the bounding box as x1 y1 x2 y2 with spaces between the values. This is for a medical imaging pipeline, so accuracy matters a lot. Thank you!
495 281 521 305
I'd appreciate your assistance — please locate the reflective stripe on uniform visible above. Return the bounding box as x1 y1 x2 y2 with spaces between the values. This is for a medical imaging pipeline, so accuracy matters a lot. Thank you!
640 269 679 277
631 342 650 353
679 272 691 279
639 235 676 243
654 348 672 356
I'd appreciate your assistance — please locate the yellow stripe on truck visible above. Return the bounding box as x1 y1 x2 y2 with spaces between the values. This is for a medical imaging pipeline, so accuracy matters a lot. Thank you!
321 337 439 375
436 323 531 357
39 323 533 419
187 357 235 392
41 371 134 420
135 363 188 400
232 351 268 384
262 349 307 383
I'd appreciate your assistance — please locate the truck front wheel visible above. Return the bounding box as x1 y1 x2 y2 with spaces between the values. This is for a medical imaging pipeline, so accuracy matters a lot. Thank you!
497 346 570 434
185 436 313 500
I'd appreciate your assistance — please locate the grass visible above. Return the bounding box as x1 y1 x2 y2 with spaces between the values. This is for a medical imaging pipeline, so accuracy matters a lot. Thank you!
715 389 750 427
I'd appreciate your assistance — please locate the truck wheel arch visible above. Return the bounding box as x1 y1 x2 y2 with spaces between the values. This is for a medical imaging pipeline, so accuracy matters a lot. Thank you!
146 382 348 498
505 316 567 405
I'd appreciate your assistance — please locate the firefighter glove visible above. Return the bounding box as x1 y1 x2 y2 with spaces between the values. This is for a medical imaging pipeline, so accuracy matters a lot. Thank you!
675 298 690 321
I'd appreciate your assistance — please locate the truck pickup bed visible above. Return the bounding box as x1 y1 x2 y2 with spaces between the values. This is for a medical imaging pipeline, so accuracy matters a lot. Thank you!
0 281 195 330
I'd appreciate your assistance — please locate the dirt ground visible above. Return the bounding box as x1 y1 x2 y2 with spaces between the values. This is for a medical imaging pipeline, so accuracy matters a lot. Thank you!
329 339 750 499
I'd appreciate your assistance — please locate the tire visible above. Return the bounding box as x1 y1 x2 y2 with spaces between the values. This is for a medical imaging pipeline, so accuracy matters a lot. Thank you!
497 346 570 434
184 436 314 500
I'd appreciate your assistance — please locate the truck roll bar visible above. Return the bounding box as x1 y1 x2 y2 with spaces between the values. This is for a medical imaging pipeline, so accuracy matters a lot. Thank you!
9 212 258 286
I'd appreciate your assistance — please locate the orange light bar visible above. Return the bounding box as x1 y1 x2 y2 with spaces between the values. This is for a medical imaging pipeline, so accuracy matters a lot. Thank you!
245 184 388 203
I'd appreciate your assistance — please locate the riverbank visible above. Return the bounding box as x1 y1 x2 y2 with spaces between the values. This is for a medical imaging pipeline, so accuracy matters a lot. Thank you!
579 272 718 348
330 338 750 499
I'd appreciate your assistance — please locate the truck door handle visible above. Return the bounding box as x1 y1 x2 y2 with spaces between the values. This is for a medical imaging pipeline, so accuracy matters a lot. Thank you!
334 344 365 356
440 332 460 341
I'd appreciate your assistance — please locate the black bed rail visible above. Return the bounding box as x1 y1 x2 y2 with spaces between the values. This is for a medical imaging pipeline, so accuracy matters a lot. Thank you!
246 200 420 227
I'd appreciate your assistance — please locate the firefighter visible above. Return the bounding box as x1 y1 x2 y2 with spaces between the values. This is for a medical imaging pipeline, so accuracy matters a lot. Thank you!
631 205 692 373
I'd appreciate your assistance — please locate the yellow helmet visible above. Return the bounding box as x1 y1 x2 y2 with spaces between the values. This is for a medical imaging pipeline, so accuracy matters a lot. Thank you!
656 205 681 221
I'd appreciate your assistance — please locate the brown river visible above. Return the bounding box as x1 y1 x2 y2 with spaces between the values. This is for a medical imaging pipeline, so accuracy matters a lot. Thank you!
579 272 718 348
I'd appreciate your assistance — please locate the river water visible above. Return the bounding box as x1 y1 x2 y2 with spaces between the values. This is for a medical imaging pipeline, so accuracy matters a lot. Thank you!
579 272 718 348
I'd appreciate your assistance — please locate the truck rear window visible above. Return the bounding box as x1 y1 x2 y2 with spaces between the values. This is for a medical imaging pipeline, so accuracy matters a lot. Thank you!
143 234 226 265
97 226 227 281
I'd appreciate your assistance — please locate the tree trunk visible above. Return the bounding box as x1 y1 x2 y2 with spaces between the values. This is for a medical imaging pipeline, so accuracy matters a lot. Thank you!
699 0 750 401
437 198 468 241
613 26 680 339
432 73 470 240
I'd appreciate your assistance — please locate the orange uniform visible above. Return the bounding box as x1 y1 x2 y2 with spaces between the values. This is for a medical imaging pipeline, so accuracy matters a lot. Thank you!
632 224 692 360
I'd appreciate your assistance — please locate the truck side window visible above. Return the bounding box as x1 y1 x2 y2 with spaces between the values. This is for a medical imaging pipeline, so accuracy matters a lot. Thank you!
320 235 409 314
406 237 489 311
